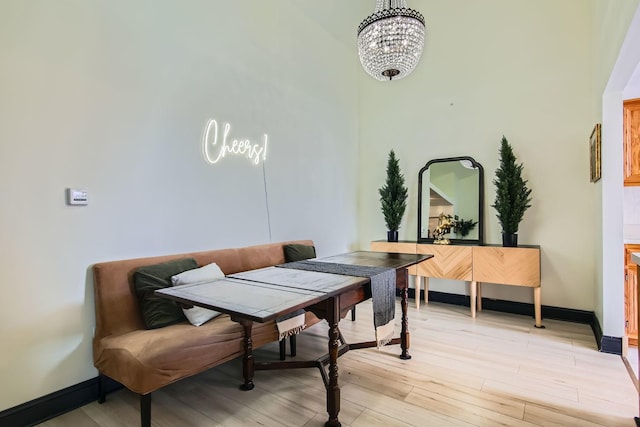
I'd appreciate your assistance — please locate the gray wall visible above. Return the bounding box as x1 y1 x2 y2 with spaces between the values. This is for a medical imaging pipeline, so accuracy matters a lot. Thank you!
1 0 639 413
0 0 359 411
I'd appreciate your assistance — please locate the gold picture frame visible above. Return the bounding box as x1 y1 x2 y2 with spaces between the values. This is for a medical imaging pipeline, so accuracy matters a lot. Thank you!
590 123 601 183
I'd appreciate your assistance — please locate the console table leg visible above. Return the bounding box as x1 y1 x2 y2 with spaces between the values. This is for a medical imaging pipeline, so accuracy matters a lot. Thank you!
326 297 341 427
400 270 411 360
424 276 429 304
533 287 544 328
238 319 255 390
477 282 482 312
415 275 421 309
470 281 477 318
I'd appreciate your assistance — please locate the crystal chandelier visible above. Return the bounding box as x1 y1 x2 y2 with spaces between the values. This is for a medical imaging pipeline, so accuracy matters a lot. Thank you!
357 0 426 81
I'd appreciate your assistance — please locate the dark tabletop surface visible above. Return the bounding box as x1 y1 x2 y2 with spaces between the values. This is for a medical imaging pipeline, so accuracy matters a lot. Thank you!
156 251 431 323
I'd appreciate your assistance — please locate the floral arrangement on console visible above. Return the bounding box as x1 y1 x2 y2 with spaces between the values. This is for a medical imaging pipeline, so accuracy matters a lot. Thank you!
453 216 478 238
432 213 455 245
432 214 478 244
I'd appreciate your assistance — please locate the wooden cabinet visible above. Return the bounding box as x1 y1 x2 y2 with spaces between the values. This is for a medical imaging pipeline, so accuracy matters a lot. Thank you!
473 246 540 287
625 244 640 346
473 246 542 326
624 98 640 186
370 241 542 327
414 244 473 312
626 267 637 346
415 244 473 280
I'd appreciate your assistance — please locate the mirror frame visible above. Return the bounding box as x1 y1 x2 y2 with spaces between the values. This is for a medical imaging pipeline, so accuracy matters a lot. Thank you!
417 156 484 245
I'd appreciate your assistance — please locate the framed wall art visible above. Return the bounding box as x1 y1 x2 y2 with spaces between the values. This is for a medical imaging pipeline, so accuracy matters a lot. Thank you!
590 123 601 183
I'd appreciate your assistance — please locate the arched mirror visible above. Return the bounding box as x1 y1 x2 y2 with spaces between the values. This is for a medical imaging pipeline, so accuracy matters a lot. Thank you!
417 156 484 244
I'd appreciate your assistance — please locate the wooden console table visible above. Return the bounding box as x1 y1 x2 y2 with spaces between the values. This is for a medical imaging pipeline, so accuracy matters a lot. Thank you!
371 241 542 327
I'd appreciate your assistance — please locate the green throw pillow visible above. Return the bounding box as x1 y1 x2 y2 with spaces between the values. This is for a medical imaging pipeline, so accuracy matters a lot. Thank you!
134 258 198 329
283 244 316 262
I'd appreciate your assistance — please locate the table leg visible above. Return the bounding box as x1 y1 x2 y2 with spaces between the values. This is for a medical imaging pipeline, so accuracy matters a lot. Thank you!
470 281 477 318
400 269 411 360
238 319 255 390
534 287 544 328
415 275 421 309
326 297 341 427
477 282 482 312
424 276 429 304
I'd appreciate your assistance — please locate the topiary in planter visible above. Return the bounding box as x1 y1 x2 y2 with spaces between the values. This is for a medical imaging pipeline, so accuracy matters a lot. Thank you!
492 136 532 247
379 150 408 242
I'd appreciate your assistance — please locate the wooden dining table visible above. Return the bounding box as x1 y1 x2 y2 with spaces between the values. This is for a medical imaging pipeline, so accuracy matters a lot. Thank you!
156 251 431 427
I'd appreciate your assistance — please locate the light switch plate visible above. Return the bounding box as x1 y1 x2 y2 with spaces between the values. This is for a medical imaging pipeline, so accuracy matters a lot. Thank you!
66 188 88 205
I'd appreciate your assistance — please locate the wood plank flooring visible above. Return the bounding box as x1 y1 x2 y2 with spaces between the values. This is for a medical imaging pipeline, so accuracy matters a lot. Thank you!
39 301 638 426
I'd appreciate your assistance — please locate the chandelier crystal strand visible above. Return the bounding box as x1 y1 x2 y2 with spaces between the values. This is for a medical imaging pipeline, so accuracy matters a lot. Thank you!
357 0 426 81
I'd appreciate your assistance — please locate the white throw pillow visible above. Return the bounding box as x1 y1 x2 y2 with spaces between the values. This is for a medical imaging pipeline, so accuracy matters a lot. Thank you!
171 262 225 326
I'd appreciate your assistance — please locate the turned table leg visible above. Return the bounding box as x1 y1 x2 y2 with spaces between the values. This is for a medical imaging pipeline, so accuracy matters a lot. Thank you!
236 318 255 390
400 269 411 360
325 297 341 427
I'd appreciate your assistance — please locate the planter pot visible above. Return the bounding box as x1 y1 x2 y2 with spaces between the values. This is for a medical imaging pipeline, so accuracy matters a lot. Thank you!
502 233 518 247
387 230 399 242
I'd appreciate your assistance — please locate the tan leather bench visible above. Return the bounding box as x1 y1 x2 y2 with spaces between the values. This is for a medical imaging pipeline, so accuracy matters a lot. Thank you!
92 240 320 427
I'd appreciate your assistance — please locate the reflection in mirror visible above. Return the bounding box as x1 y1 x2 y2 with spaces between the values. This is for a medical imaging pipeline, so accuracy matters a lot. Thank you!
417 156 484 244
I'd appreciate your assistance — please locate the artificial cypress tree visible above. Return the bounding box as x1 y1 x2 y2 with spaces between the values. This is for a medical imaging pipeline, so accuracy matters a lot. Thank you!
492 136 532 245
379 150 408 241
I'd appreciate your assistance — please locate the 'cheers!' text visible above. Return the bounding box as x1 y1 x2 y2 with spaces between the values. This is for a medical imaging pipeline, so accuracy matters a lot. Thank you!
202 119 268 166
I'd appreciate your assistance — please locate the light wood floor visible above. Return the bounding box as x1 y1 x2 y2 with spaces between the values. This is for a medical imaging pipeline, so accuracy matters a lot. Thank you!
39 301 638 426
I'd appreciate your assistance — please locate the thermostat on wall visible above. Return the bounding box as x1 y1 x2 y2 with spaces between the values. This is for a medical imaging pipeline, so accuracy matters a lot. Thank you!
66 188 88 205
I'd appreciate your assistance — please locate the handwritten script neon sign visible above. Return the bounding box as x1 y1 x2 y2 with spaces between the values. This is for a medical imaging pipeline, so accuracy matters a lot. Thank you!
202 119 268 166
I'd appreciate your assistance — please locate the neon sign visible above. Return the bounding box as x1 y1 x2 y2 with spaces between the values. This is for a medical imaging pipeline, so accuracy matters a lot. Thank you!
202 119 268 165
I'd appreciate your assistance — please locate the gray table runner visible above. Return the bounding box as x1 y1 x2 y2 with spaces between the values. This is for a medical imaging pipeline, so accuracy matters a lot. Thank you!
277 260 396 347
